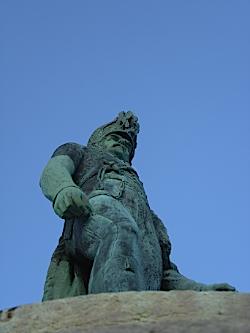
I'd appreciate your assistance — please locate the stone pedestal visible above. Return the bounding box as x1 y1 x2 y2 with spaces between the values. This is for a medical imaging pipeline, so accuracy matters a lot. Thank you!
1 291 249 333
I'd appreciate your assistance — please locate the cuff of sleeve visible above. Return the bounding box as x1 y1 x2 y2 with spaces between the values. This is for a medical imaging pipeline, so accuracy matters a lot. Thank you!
52 184 80 207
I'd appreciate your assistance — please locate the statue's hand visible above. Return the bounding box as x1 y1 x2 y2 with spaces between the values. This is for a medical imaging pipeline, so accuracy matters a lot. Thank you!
53 186 92 219
205 283 236 292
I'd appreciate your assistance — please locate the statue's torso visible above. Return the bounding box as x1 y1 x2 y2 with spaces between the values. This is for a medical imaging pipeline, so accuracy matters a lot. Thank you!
73 147 163 289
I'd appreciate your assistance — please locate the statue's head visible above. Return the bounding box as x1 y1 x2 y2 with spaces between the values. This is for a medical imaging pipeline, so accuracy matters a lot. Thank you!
87 111 140 163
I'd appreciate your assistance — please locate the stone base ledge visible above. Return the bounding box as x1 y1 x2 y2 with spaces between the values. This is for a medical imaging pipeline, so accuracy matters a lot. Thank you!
1 291 249 333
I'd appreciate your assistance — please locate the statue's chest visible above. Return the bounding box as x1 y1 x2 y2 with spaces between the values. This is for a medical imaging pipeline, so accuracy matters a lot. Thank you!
74 150 146 199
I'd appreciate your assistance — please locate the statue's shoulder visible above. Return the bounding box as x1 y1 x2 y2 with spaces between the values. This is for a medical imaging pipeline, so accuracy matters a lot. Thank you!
51 142 86 156
51 142 87 168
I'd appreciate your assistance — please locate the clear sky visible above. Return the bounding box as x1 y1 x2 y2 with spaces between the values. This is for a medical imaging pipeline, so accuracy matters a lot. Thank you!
1 1 249 309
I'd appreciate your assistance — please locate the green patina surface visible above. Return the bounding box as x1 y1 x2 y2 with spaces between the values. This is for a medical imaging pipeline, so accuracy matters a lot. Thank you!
40 111 235 301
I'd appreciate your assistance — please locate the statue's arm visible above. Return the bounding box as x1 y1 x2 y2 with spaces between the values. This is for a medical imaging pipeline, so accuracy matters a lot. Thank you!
40 143 91 219
151 210 235 291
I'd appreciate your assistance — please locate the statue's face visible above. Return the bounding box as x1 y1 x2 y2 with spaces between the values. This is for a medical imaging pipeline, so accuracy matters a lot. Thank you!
103 133 133 163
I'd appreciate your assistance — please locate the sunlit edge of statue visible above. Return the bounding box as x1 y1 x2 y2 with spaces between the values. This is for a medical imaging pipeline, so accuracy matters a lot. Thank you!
40 111 235 300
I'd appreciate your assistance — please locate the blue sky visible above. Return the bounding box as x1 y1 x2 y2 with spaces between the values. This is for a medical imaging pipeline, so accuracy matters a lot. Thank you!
1 1 249 309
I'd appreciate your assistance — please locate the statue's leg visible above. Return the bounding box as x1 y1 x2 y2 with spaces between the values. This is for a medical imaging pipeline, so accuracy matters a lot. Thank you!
71 194 146 293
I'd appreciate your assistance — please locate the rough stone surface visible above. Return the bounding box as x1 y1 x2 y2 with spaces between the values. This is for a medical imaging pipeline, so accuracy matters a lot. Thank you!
1 291 249 333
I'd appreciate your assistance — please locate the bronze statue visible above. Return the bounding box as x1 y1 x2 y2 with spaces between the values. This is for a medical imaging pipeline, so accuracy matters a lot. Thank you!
40 112 235 300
